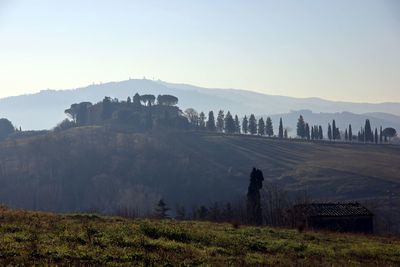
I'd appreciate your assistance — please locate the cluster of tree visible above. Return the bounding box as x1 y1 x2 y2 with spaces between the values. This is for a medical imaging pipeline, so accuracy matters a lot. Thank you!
0 118 16 141
184 109 289 139
296 116 397 144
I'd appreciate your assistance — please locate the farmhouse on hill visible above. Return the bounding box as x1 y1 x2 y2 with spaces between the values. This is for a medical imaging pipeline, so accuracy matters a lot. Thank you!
291 203 374 234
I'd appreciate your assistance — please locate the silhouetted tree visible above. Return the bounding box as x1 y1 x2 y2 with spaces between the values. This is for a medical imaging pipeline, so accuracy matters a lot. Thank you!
185 108 199 127
216 110 225 132
66 102 93 125
375 128 378 144
140 94 156 106
382 127 397 142
247 168 264 225
234 115 241 134
101 97 113 120
345 129 348 141
284 129 288 139
380 126 383 143
242 116 249 134
224 111 236 134
305 123 310 140
365 119 373 142
0 118 15 141
199 112 206 129
127 96 132 103
154 199 170 219
249 114 257 135
296 115 306 138
133 93 141 107
278 118 284 138
157 95 179 106
328 123 332 141
349 124 353 141
318 125 323 140
335 127 341 140
265 117 274 137
206 111 216 131
258 118 265 135
332 120 337 141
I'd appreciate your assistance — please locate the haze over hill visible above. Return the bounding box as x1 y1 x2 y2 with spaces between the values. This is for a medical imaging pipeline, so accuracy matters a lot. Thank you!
1 79 399 132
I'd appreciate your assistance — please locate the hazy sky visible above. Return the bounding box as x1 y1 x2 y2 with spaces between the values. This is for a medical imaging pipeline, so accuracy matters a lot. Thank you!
1 0 399 102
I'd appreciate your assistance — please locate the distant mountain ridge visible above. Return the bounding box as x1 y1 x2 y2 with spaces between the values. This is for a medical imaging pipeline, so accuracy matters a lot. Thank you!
0 78 399 131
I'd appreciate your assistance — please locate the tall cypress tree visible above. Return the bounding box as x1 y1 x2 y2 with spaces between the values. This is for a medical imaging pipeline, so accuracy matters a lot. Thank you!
278 118 284 138
246 168 264 225
319 125 323 140
380 126 383 143
296 115 306 138
328 124 332 141
265 117 274 137
375 128 378 144
345 129 348 141
242 116 249 134
349 124 353 141
206 111 216 131
305 123 310 140
311 126 314 140
332 120 336 140
284 129 288 139
224 111 236 134
216 110 224 132
258 118 265 135
365 119 372 142
249 114 257 135
234 115 241 134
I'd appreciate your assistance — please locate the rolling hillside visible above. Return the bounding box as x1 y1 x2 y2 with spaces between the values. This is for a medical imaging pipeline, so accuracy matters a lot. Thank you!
0 127 399 224
1 79 399 130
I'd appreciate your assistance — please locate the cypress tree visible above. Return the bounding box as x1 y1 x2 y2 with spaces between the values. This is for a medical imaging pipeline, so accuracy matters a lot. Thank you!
305 123 310 140
224 111 236 134
375 128 378 144
296 115 306 138
284 129 288 139
349 124 353 141
345 129 348 141
246 168 264 225
199 112 206 129
242 116 249 134
380 126 383 143
206 111 216 131
365 119 372 142
319 125 323 140
328 124 332 141
258 117 265 135
278 118 284 138
332 120 336 140
216 110 224 132
234 115 241 134
311 126 314 140
249 114 257 135
335 127 341 140
265 117 274 137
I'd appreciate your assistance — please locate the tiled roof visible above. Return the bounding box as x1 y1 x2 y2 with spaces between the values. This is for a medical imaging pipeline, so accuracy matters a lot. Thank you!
294 203 373 217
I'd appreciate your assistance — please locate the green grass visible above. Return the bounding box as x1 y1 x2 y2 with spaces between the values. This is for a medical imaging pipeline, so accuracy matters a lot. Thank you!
0 207 399 266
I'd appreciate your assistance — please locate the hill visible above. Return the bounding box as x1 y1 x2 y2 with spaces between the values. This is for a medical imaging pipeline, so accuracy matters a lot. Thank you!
0 127 399 230
0 207 399 266
1 79 400 130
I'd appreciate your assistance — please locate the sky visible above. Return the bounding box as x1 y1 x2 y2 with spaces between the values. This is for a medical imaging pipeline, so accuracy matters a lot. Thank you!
0 0 399 102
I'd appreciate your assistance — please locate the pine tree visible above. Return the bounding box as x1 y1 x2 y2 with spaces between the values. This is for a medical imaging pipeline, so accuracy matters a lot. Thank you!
249 114 257 135
305 123 310 140
242 116 249 134
216 110 224 132
224 111 236 134
296 115 306 138
375 128 378 144
328 124 332 141
206 111 216 131
258 117 265 135
278 118 284 138
265 117 274 137
349 124 353 141
234 115 241 134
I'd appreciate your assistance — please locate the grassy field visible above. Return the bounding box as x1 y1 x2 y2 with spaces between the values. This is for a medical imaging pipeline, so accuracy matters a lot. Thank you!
0 207 400 266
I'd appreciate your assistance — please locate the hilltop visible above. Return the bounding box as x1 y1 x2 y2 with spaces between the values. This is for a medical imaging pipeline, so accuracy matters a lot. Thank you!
0 207 399 266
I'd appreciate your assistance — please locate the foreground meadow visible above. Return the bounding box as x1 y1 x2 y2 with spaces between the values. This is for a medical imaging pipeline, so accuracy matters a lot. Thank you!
0 207 399 266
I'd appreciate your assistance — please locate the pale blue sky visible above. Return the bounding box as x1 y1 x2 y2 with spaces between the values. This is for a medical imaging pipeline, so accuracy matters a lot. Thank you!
0 0 399 102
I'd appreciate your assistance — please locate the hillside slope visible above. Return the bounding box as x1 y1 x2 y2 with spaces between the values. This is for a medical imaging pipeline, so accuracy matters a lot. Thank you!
0 207 399 266
0 128 399 217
